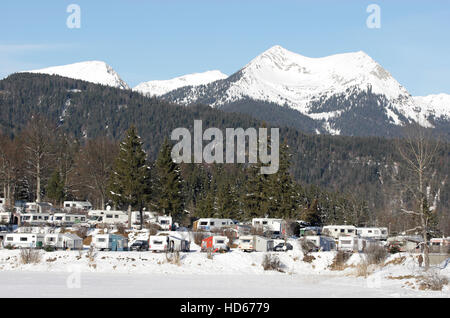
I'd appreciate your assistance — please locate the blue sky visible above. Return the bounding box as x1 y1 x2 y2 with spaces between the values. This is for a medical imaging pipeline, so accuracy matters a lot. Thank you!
1 0 449 95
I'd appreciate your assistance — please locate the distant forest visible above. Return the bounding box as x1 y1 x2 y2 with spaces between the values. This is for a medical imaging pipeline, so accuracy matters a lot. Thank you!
0 73 448 235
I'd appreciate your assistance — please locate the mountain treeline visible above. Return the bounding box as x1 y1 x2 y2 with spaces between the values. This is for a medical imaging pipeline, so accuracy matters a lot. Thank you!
0 73 448 234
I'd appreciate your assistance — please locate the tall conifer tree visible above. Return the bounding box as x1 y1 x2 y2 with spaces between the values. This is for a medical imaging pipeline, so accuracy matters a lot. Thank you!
108 126 151 229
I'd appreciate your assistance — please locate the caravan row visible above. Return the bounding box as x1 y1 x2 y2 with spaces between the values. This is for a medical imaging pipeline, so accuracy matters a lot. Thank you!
321 225 388 240
1 232 83 250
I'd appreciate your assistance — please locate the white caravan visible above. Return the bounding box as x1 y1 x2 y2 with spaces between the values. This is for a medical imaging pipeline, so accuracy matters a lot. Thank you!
195 218 235 231
63 201 93 211
322 225 357 239
91 234 128 251
2 233 45 248
156 215 173 230
252 218 286 233
51 213 87 226
238 235 274 252
148 235 168 252
150 233 190 252
357 227 388 240
20 213 51 225
338 236 379 252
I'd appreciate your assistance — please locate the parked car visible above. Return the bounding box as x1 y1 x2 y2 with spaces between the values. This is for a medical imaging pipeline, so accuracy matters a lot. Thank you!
273 242 293 252
130 240 149 251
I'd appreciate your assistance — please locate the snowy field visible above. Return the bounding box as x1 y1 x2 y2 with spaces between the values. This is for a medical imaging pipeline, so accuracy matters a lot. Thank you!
0 271 445 298
0 247 448 298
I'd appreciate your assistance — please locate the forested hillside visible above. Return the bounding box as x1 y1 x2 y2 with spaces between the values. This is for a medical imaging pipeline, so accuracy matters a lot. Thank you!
0 73 448 234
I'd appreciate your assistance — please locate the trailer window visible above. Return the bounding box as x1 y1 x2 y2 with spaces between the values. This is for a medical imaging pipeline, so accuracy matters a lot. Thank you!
7 237 13 241
153 240 163 245
20 237 28 241
97 238 106 242
210 222 215 226
200 222 207 226
216 240 225 244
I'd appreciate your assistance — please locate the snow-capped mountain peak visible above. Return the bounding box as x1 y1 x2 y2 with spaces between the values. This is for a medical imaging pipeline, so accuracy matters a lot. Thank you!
26 61 130 89
235 45 410 112
413 93 450 120
133 70 228 97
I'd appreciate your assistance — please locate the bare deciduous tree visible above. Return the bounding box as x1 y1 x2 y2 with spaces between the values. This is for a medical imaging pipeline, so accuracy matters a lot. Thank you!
0 134 24 208
69 136 118 209
396 123 443 270
21 116 57 205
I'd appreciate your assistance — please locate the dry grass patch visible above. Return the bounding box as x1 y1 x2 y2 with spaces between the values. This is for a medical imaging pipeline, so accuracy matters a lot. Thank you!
262 253 284 272
329 251 352 271
418 272 449 291
303 255 316 263
383 256 406 266
20 249 42 264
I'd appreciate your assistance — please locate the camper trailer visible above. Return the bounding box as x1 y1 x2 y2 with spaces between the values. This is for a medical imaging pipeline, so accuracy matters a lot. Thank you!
338 236 379 252
252 218 286 235
305 235 336 251
148 235 168 252
322 225 357 239
44 233 83 250
238 235 274 252
51 213 87 226
63 201 92 211
357 227 388 240
91 234 128 251
153 233 190 252
195 218 235 231
2 233 45 249
156 215 173 230
429 238 450 253
20 213 51 225
201 236 230 252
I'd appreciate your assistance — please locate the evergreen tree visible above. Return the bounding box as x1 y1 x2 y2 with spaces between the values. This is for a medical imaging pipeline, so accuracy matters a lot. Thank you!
154 139 184 223
108 126 151 229
46 170 65 206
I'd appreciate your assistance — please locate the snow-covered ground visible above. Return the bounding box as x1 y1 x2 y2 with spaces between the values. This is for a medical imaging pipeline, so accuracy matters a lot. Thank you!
0 247 448 297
